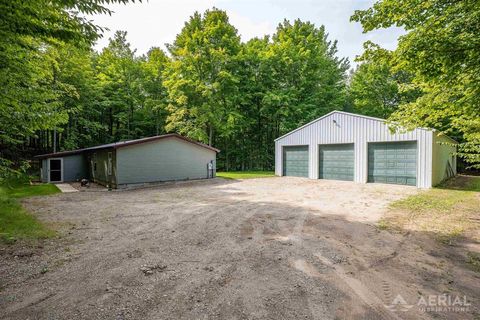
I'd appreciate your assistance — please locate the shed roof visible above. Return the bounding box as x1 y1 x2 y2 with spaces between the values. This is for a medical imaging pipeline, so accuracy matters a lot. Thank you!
274 110 458 144
34 133 220 159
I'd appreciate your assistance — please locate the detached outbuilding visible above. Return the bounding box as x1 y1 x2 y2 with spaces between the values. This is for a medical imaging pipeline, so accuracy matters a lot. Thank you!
275 111 457 188
35 133 218 188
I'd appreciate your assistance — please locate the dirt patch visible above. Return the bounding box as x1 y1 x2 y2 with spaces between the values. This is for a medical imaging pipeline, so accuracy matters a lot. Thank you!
0 177 478 319
381 175 480 258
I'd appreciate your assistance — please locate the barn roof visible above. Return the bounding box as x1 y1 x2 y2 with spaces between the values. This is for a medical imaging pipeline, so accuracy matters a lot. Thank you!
274 110 458 144
34 133 220 159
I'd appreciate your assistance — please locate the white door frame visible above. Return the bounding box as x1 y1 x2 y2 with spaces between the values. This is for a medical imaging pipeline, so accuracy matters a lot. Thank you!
48 158 64 183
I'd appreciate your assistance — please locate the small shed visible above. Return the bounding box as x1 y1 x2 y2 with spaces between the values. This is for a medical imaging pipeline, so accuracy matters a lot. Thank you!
35 134 219 188
275 111 457 188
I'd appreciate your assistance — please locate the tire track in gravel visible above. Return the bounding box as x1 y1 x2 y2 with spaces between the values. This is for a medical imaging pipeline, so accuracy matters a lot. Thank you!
5 178 459 320
285 208 401 320
314 252 403 320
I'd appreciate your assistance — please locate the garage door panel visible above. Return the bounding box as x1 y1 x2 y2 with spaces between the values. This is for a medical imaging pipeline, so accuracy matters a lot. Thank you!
283 146 309 177
319 144 354 181
368 142 417 186
406 177 416 185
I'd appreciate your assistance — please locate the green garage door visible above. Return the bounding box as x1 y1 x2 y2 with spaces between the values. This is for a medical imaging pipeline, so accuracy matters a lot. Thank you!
283 146 309 177
319 144 354 181
368 141 417 186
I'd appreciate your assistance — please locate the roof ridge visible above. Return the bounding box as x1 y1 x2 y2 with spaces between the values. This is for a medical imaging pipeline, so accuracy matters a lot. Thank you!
274 110 436 142
34 133 219 159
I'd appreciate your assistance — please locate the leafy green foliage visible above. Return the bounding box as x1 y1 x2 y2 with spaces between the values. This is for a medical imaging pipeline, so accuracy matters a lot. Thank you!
164 9 241 145
141 48 170 136
0 0 137 178
95 31 146 141
352 0 480 168
230 19 348 170
349 44 420 119
268 20 349 133
2 5 350 173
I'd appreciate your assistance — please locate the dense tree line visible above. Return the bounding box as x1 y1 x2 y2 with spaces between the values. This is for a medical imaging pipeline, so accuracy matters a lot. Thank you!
1 6 349 174
1 0 479 179
0 0 135 177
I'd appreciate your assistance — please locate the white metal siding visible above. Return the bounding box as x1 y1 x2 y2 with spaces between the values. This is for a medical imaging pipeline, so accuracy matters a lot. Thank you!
275 111 434 188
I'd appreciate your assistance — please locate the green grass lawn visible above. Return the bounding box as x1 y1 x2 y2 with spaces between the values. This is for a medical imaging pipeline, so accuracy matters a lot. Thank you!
0 178 60 243
382 175 480 245
216 171 275 179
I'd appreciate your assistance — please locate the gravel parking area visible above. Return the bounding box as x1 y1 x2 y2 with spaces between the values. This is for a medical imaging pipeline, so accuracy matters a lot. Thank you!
1 177 478 319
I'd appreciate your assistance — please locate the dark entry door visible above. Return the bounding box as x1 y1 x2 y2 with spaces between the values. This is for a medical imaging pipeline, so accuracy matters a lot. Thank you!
49 159 62 182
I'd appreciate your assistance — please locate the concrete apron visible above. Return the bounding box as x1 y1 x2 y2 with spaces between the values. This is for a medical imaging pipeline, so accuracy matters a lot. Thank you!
55 183 78 193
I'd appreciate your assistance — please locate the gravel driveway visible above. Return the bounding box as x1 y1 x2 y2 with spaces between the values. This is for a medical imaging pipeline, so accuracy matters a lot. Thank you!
1 177 478 319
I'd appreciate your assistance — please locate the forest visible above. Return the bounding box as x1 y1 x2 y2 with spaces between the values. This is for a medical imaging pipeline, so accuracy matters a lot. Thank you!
1 0 479 178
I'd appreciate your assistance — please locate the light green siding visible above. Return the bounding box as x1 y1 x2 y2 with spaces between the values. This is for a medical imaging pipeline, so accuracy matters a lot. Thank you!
432 134 457 186
116 137 216 186
88 148 117 187
368 141 417 186
283 146 309 177
319 144 354 181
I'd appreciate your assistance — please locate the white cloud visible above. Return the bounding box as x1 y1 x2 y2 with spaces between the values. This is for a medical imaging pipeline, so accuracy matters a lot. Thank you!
90 0 405 64
92 0 217 54
228 11 276 42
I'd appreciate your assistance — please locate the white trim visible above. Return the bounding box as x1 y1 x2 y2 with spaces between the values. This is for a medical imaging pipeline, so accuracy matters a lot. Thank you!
274 110 437 142
48 158 63 183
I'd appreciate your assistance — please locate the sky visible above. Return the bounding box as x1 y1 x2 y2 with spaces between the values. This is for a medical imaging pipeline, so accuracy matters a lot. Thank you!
90 0 404 65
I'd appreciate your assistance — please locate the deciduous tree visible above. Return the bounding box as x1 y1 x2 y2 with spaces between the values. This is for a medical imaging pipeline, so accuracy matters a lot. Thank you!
352 0 480 168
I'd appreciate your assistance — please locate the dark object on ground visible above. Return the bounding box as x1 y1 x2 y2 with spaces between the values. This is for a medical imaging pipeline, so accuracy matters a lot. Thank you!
80 179 89 187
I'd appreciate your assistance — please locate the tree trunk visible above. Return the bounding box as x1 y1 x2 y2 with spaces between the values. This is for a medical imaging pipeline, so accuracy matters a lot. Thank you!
208 125 213 146
225 140 229 171
156 110 159 136
109 108 114 137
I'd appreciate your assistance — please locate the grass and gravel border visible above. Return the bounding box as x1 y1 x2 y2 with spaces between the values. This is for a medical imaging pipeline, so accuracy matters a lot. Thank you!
380 175 480 243
216 171 275 180
0 177 60 243
379 175 480 272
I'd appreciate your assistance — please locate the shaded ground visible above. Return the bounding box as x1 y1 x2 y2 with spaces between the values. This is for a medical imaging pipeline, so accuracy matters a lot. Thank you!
0 178 478 319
